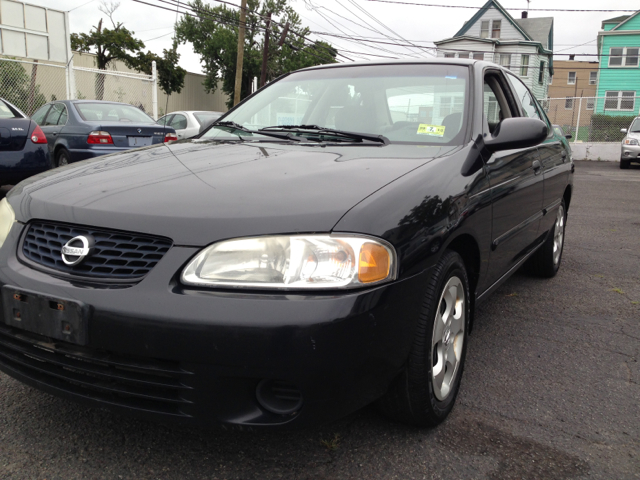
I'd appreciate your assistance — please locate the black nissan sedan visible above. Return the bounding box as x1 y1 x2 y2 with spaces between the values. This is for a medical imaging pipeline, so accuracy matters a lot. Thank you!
0 60 573 429
0 98 52 187
30 100 178 167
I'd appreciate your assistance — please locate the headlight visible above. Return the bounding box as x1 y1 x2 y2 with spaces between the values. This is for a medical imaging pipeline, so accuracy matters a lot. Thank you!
624 138 639 145
0 198 16 250
181 235 397 289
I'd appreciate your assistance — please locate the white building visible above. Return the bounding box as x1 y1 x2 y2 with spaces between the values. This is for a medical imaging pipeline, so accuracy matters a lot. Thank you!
434 0 554 100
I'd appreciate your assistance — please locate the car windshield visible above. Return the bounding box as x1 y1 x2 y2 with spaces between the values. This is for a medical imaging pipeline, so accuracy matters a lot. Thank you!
201 64 469 145
74 103 154 123
193 112 221 125
630 118 640 133
0 100 19 119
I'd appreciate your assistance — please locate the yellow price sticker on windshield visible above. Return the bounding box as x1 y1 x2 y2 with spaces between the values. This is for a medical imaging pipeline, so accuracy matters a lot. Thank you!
417 124 446 137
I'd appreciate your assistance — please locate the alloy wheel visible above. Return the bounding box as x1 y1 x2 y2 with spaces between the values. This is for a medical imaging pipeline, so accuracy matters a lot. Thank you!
431 276 465 401
553 205 565 266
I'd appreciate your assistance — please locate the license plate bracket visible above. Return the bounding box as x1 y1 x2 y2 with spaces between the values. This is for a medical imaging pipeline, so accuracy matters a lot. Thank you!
1 286 88 345
127 136 152 147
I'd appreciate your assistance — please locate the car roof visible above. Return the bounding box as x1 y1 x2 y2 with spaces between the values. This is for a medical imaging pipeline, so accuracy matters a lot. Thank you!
296 58 484 73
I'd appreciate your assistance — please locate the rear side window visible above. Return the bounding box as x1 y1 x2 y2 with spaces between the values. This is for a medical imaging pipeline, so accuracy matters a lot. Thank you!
157 114 172 126
44 104 66 126
506 74 540 120
194 112 221 126
170 114 187 130
31 105 50 125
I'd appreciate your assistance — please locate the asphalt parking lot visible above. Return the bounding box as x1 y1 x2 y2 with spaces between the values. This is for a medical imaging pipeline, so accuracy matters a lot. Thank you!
0 160 638 480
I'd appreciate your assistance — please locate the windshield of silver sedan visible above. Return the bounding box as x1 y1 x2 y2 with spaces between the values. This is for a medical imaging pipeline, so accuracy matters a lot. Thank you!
200 64 469 145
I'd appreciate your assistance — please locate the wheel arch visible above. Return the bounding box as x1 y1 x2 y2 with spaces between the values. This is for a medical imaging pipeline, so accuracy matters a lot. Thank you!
563 184 572 212
443 233 481 332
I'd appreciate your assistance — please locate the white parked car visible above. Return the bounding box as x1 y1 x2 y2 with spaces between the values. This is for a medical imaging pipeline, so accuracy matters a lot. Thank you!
157 111 224 139
620 117 640 169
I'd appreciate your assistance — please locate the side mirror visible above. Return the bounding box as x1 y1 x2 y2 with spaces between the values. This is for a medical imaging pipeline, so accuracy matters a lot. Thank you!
484 117 548 152
621 128 628 134
565 134 573 139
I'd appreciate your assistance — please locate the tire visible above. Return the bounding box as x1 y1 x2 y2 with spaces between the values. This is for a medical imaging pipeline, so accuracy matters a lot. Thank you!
620 159 630 169
377 250 470 427
56 149 70 168
525 200 566 278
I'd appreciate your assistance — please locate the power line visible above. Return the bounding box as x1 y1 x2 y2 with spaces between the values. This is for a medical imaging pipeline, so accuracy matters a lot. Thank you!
361 1 638 13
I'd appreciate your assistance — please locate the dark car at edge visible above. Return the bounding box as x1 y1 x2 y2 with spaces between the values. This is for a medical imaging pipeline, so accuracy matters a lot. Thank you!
0 97 51 188
0 59 573 429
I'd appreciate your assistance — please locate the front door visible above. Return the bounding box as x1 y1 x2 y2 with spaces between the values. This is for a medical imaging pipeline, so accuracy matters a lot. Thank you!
483 71 544 286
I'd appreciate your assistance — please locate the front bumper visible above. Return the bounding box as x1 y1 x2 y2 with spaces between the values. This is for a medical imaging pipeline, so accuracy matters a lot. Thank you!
0 222 427 428
621 143 640 160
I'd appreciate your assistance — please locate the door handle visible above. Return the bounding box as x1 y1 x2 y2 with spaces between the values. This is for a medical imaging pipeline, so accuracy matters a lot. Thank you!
532 160 542 175
52 131 58 136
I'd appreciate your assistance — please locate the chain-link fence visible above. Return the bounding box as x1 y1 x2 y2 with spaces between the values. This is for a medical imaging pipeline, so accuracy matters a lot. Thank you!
0 57 157 118
73 66 155 116
0 57 67 116
542 96 639 143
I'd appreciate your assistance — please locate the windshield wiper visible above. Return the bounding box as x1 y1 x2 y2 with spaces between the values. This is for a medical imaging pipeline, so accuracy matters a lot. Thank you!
209 121 300 142
259 125 388 145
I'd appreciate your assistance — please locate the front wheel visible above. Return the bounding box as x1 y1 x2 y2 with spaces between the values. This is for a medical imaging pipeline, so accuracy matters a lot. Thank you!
377 250 470 427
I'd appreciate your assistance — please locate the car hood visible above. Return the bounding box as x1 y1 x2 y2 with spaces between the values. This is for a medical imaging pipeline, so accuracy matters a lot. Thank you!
8 140 454 245
626 132 640 141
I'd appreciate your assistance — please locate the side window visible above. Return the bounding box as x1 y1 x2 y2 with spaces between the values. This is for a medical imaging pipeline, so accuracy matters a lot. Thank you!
57 105 68 125
31 105 51 125
506 74 540 120
170 114 187 130
157 114 172 126
43 104 65 126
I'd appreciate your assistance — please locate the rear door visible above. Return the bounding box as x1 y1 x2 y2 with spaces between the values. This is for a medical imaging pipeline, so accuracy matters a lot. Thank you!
483 70 544 286
39 103 66 157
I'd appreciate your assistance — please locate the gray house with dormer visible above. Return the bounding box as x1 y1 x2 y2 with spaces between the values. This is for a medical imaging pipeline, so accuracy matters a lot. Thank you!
434 0 554 100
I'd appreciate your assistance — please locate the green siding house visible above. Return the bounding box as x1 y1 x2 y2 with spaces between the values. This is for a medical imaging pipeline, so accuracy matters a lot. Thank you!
595 12 640 116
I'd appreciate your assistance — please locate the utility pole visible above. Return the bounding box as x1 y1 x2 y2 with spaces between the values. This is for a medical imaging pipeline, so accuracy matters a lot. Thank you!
260 12 272 88
233 0 248 106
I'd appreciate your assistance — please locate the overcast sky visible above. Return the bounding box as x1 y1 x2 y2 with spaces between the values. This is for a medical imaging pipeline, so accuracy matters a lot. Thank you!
25 0 636 73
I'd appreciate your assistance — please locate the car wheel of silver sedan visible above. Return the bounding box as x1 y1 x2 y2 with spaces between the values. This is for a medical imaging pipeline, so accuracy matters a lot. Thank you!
377 250 470 427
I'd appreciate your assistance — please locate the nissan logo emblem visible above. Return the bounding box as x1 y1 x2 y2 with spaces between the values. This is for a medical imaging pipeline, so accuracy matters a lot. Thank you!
61 235 95 266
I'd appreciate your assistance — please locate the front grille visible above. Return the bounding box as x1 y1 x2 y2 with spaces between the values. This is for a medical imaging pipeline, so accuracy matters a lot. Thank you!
0 324 193 416
22 221 172 280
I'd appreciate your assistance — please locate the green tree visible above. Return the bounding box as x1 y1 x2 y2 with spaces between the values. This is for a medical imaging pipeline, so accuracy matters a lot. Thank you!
176 0 336 109
0 59 47 115
70 1 186 99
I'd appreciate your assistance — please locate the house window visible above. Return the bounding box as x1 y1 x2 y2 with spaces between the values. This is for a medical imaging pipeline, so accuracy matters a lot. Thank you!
539 61 546 84
480 21 490 39
568 72 576 84
491 20 501 38
589 71 597 85
604 91 636 111
473 52 485 60
609 47 640 67
444 52 455 58
586 98 595 110
458 52 470 59
565 97 574 109
498 54 511 70
520 55 529 76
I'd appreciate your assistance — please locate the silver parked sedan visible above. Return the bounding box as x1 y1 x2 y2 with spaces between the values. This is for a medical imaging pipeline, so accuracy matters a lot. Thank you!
157 111 224 139
620 117 640 169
